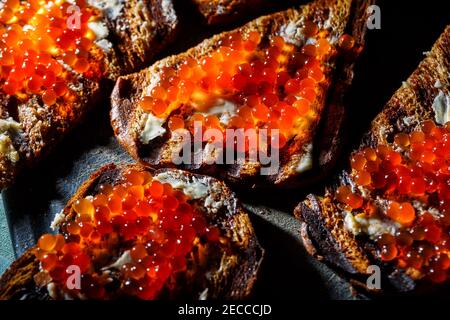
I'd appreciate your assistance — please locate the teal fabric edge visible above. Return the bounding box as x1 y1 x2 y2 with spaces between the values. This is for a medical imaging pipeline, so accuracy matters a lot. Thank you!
0 194 14 275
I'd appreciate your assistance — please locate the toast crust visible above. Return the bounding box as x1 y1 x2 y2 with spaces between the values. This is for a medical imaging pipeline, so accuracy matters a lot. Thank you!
295 26 450 294
192 0 265 25
111 0 374 189
100 0 179 79
364 27 450 147
0 164 263 300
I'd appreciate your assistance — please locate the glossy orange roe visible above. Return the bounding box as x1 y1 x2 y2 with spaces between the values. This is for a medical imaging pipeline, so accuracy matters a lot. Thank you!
0 0 103 105
34 169 221 299
337 120 450 283
139 23 356 150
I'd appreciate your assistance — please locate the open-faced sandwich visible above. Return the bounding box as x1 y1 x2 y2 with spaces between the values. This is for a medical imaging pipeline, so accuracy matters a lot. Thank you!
111 0 375 189
295 26 450 294
0 164 263 299
0 0 179 189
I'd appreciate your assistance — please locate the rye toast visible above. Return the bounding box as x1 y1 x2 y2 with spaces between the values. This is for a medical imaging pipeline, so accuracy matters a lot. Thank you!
111 0 374 189
295 26 450 294
0 164 263 299
0 0 179 190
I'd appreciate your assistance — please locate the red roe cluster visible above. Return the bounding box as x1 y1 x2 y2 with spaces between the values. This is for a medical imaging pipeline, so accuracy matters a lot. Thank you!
336 120 450 283
0 0 102 106
140 22 356 149
34 169 221 299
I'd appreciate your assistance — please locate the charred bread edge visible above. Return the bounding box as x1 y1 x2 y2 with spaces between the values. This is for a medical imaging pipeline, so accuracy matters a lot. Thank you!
0 164 264 300
111 0 374 190
192 0 265 25
294 26 450 296
281 0 375 189
103 0 180 77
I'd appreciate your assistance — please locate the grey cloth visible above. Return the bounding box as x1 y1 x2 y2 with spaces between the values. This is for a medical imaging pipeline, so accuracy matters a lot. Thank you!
0 195 14 275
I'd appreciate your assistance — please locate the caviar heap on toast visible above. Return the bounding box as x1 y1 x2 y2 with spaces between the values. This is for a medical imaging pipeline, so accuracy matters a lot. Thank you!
35 170 220 299
111 0 374 187
295 26 450 292
139 27 345 150
0 0 178 190
0 165 263 300
0 0 105 106
337 120 450 284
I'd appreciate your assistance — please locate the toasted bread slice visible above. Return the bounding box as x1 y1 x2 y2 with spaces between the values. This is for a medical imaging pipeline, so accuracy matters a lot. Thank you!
0 164 263 300
0 0 178 190
111 0 374 189
295 26 450 294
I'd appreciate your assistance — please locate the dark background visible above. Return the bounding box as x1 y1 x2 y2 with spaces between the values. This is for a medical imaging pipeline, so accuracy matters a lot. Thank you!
2 0 449 299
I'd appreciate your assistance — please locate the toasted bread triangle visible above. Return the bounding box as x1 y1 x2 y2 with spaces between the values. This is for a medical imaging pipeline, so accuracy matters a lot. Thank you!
0 164 263 300
111 0 374 189
295 26 450 294
0 0 179 190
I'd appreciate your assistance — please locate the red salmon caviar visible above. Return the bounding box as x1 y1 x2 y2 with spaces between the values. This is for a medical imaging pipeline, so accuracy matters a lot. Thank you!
302 21 319 38
0 0 104 106
386 202 415 225
335 185 363 209
316 38 332 56
338 34 355 50
137 22 356 152
380 244 398 261
337 120 450 283
34 169 222 299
